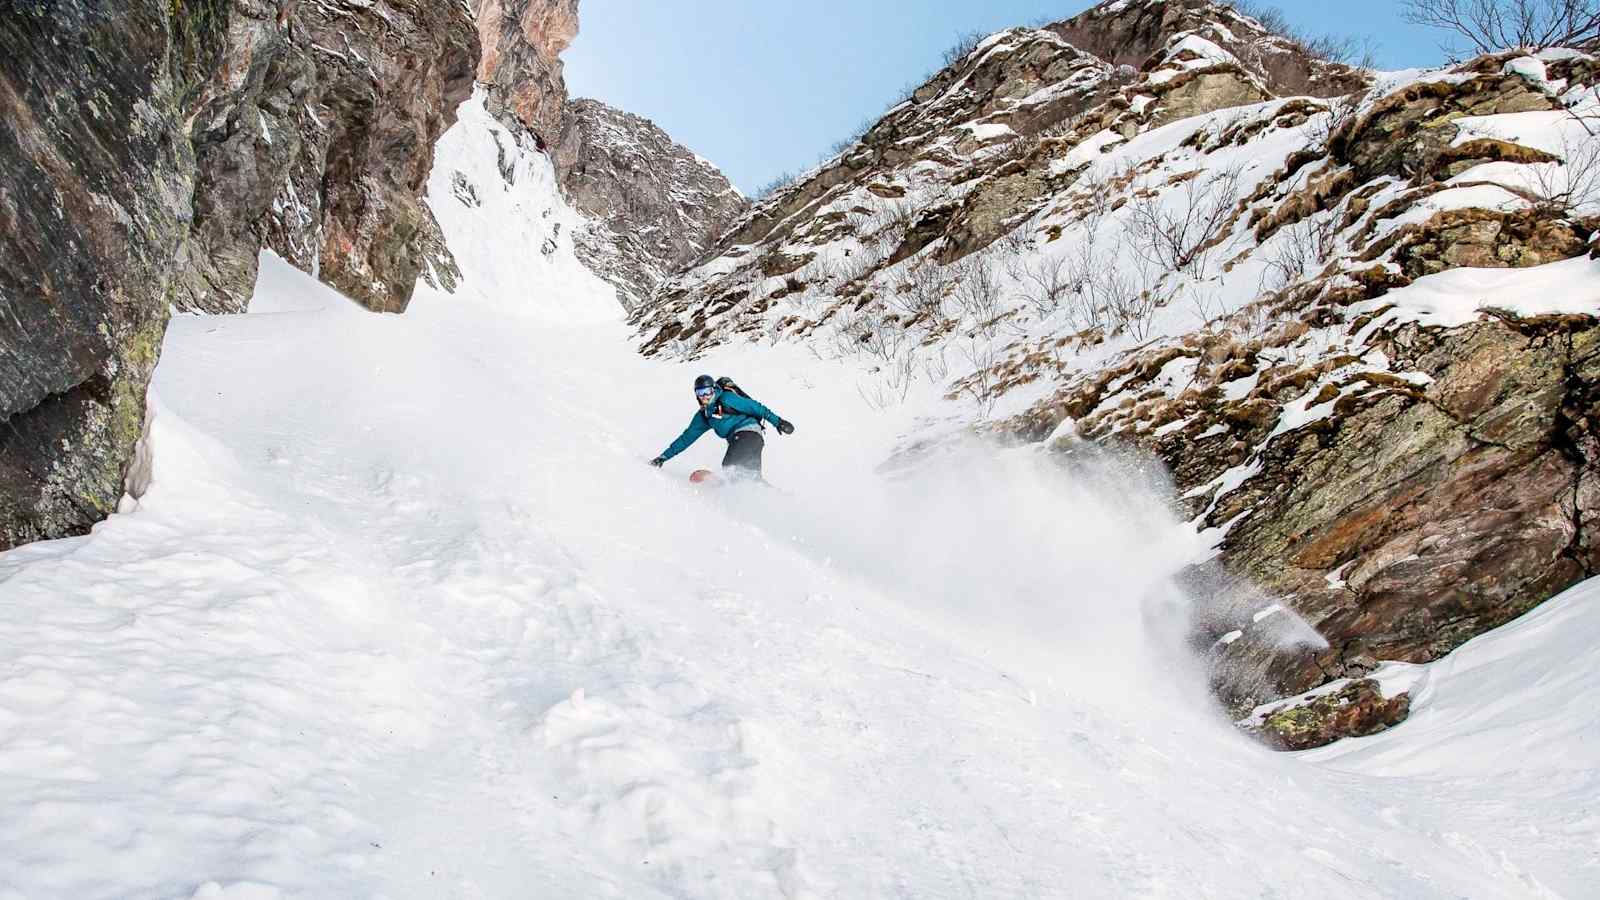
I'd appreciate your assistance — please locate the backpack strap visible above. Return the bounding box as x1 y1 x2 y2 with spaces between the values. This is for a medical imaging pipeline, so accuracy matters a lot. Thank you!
713 378 767 430
701 392 766 431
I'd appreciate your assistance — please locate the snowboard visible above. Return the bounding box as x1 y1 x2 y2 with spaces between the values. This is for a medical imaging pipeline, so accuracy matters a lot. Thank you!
689 469 721 487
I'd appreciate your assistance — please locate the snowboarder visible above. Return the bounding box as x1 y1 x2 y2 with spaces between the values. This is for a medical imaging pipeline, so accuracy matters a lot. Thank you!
651 375 795 480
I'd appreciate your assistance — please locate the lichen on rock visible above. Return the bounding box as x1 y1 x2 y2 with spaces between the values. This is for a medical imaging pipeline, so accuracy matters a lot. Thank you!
0 1 208 549
1250 679 1412 750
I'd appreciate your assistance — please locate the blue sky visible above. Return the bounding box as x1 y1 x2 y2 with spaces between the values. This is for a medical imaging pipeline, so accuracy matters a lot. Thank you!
565 1 1449 194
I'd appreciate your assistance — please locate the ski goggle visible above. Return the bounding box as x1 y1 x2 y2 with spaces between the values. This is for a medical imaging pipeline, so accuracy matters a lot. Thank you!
695 386 716 400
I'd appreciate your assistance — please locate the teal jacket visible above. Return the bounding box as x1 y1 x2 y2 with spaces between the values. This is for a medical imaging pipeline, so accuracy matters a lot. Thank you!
658 391 783 461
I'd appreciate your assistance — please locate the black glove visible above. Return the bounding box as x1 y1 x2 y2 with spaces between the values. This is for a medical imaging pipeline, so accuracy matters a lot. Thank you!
650 456 666 468
776 419 795 435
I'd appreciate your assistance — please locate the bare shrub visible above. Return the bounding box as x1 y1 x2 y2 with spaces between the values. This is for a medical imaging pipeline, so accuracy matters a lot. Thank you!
995 229 1034 256
1060 238 1160 340
827 117 877 160
1228 0 1291 34
923 344 952 384
1060 241 1109 333
1068 163 1125 234
1261 213 1341 291
870 198 917 232
1564 89 1600 135
755 171 800 200
943 30 987 67
1529 129 1600 214
957 337 1002 418
1095 259 1162 342
1225 1 1370 63
857 343 921 409
1038 116 1079 140
1306 95 1360 151
889 263 950 321
991 131 1043 166
837 251 878 286
863 198 917 255
1127 167 1245 277
832 302 908 367
800 255 846 295
1401 0 1600 55
1186 285 1229 334
950 256 1006 332
866 224 900 258
1018 253 1073 316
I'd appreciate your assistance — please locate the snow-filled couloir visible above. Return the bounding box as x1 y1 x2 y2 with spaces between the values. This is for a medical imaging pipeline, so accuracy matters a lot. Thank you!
0 90 1595 900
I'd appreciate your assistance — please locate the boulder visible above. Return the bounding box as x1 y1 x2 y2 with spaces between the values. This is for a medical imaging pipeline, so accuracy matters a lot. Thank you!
1251 680 1412 751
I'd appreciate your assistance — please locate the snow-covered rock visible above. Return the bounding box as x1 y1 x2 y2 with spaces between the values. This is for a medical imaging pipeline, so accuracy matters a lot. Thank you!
555 99 749 309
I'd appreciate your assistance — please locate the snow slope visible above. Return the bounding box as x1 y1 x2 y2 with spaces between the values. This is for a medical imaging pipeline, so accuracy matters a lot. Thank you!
0 93 1596 898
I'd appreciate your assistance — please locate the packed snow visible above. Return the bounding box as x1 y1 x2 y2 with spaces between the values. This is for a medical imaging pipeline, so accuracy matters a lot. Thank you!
0 92 1597 899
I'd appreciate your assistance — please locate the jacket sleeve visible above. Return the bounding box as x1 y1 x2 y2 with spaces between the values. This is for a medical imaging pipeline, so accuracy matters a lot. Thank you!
660 412 710 461
719 392 782 426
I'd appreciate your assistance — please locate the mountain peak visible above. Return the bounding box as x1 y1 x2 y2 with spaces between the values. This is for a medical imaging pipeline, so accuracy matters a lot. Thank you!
1050 0 1370 98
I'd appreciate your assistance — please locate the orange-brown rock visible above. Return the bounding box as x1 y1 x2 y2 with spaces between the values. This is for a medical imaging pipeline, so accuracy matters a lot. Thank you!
476 0 579 148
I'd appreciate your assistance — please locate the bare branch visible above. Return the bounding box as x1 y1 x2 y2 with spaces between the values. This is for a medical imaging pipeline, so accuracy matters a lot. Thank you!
1126 167 1245 278
1401 0 1600 55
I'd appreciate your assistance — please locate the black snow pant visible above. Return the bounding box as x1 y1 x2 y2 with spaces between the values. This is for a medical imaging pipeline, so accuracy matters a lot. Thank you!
721 430 765 478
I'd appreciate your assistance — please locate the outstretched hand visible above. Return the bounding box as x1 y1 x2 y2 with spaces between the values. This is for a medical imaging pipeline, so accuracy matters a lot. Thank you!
776 419 796 436
649 457 666 468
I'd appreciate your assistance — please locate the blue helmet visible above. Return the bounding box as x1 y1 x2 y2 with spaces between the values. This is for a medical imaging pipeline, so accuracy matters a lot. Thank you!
694 375 716 401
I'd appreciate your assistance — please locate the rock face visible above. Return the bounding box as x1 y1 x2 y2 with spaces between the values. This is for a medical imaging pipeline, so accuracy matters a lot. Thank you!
554 99 748 308
1003 51 1600 720
631 0 1599 748
475 0 579 148
1163 313 1599 715
471 1 745 308
0 2 219 549
179 0 479 313
0 0 479 550
706 28 1119 270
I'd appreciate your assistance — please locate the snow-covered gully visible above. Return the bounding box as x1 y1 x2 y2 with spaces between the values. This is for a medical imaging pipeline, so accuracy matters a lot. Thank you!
0 95 1595 899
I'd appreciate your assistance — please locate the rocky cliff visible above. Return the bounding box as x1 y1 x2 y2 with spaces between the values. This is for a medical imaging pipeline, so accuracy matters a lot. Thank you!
555 99 748 308
1 2 217 550
633 0 1599 746
0 0 478 550
475 0 579 148
179 0 479 314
